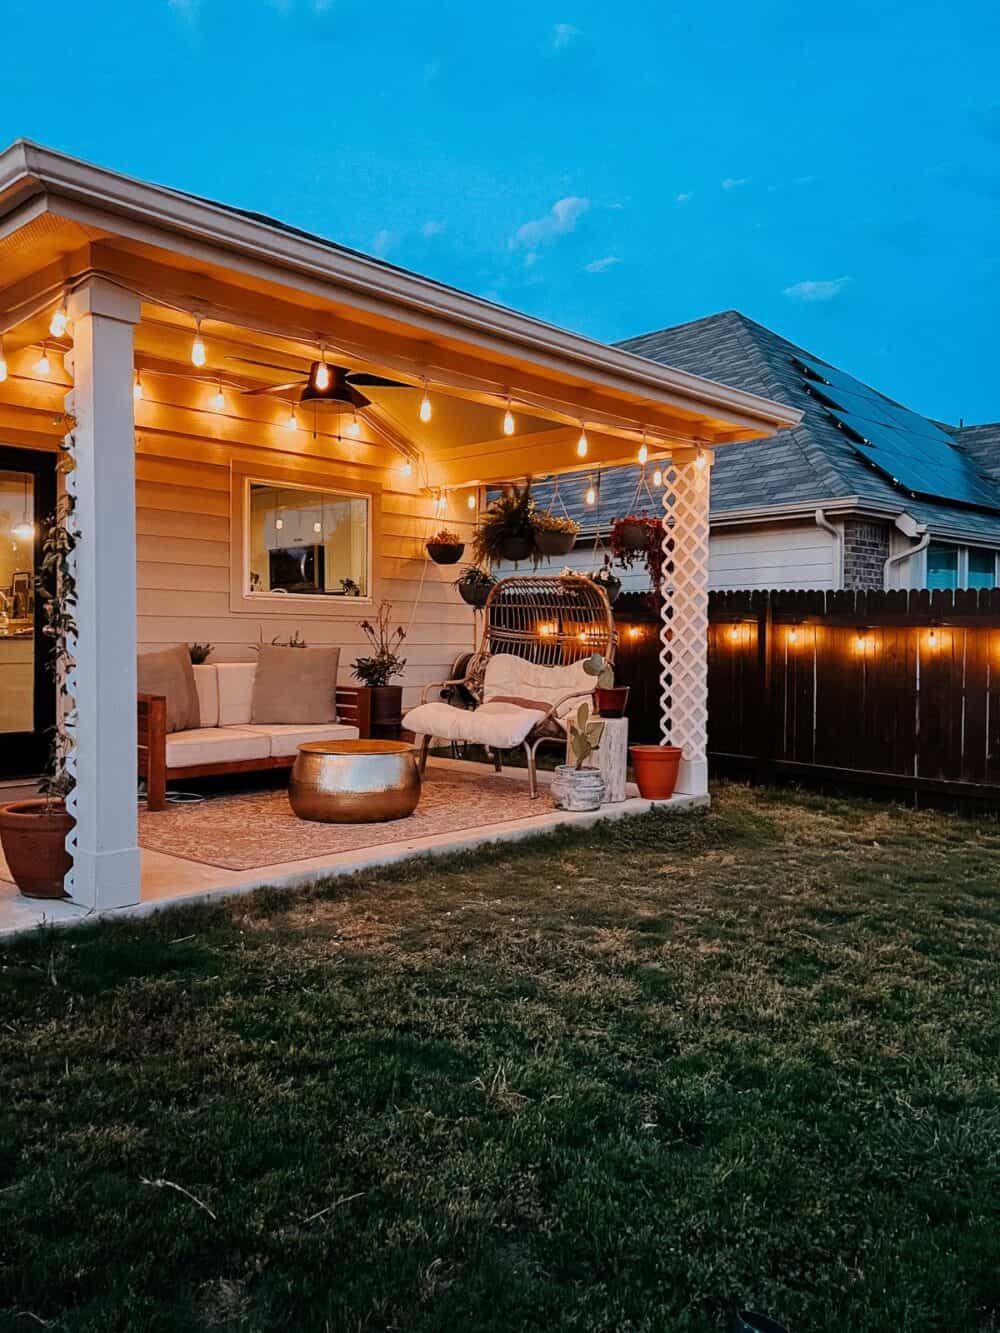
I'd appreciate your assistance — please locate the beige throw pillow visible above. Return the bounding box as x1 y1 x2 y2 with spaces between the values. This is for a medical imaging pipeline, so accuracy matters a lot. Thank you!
251 645 340 724
137 644 201 733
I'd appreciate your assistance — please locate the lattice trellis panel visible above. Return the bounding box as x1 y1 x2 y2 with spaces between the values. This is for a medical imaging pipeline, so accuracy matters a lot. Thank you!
61 370 81 898
659 452 712 770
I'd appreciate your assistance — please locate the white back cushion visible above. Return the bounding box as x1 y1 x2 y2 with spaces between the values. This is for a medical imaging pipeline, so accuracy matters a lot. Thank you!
216 662 257 727
193 665 219 728
483 653 594 718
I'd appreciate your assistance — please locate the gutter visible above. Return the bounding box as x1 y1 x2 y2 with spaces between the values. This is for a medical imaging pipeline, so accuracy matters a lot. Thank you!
814 508 842 587
0 140 801 438
883 513 930 590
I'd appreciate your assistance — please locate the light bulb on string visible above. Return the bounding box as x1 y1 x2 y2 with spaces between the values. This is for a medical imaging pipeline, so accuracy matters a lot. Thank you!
577 426 588 458
502 398 515 436
49 299 68 338
191 318 206 368
694 447 707 469
314 358 331 391
419 379 432 423
210 382 225 412
0 334 8 384
585 479 596 506
34 347 51 376
652 468 663 488
400 458 413 479
638 434 648 465
467 491 477 510
284 405 297 430
133 371 143 402
345 413 361 439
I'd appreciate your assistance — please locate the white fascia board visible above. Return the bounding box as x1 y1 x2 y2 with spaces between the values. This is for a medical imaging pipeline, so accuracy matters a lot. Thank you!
0 140 801 437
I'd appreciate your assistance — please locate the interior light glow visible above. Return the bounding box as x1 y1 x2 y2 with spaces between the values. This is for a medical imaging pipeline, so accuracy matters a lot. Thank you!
275 517 284 531
927 629 938 647
627 625 643 640
49 304 68 338
313 521 322 534
191 318 206 368
12 521 34 541
788 629 798 645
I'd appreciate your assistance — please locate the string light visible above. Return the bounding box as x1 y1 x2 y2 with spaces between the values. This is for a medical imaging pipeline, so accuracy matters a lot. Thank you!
694 447 707 469
314 358 331 391
577 425 588 458
400 458 413 478
191 317 206 368
437 492 447 514
419 378 432 423
585 479 597 506
34 347 51 376
638 433 648 465
210 382 225 412
345 413 361 438
49 298 68 338
502 398 515 436
652 468 663 488
133 371 143 402
467 491 477 510
275 516 284 531
927 629 938 648
284 405 297 430
313 521 322 534
788 628 798 645
0 334 8 383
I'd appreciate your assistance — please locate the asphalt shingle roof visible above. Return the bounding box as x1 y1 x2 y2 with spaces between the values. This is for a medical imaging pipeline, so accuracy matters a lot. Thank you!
528 311 1000 544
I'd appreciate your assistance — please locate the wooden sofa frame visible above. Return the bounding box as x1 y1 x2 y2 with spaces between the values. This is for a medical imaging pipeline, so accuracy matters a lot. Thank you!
138 686 372 812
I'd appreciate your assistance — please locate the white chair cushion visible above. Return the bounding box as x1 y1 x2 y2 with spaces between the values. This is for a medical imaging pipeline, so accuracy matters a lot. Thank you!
165 727 271 768
193 664 219 728
244 723 359 758
483 654 594 718
403 700 548 750
216 662 257 727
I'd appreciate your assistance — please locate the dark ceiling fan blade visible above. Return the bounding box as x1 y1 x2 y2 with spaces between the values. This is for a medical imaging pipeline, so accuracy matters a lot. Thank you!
226 354 307 376
347 384 372 409
346 373 410 389
240 380 306 396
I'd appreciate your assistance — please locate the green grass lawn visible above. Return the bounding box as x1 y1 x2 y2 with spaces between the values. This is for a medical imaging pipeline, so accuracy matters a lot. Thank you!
2 783 999 1333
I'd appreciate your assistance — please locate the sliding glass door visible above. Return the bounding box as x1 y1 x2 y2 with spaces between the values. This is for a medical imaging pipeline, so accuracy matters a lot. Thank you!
0 447 56 779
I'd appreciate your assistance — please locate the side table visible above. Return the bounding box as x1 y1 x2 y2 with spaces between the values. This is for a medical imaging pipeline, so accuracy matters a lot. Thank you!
566 715 629 803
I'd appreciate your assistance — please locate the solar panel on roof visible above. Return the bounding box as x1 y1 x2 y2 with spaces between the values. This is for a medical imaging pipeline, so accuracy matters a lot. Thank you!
792 355 1000 514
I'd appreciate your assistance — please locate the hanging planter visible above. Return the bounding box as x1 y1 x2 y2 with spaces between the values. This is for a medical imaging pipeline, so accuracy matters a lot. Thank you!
590 556 622 604
455 565 495 608
426 529 465 565
610 515 666 608
613 517 649 552
473 481 540 569
535 513 580 557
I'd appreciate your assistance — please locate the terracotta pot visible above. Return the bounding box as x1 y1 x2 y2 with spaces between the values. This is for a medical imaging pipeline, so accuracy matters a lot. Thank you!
616 520 648 551
0 799 73 899
456 574 494 608
596 686 630 718
368 685 404 739
426 541 464 565
535 528 576 557
499 535 533 562
630 744 682 800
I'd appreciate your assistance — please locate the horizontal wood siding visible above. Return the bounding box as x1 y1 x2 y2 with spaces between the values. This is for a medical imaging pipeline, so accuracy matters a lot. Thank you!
709 523 836 591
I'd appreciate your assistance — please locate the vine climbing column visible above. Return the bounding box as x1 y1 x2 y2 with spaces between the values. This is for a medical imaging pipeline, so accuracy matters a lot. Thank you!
65 279 142 909
659 446 713 798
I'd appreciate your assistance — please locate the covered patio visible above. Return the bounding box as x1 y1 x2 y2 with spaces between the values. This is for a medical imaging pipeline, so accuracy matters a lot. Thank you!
0 141 798 929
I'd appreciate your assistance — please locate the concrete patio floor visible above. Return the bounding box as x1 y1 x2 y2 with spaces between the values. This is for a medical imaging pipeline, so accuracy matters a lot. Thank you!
0 757 707 938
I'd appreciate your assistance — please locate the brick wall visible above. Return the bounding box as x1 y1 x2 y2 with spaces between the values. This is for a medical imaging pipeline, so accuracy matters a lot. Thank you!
842 519 891 590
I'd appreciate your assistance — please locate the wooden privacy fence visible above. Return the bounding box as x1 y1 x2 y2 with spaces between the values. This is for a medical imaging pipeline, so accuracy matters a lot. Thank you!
612 588 1000 803
709 587 1000 803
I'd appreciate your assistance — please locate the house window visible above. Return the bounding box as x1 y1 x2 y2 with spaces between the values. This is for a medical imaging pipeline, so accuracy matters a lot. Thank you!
926 543 958 590
967 548 996 590
247 481 369 599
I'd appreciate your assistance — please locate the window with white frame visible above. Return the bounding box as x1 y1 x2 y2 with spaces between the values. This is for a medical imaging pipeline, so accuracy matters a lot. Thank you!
926 541 998 591
246 481 370 599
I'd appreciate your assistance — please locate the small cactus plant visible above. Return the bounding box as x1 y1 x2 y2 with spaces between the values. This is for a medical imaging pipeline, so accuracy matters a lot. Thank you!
583 652 614 690
568 701 604 770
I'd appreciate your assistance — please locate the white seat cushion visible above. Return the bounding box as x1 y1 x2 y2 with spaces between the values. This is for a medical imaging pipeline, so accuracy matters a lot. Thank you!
216 662 257 727
244 723 359 758
403 700 549 750
193 664 219 727
165 727 270 768
483 654 594 718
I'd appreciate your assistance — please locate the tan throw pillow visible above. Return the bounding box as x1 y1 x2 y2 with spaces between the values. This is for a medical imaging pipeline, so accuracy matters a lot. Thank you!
137 644 200 733
251 645 340 724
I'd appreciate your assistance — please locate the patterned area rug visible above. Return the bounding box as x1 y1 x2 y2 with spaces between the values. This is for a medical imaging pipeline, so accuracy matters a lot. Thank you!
138 770 554 871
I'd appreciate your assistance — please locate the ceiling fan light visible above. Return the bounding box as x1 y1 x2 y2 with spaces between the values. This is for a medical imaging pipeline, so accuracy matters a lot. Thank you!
301 362 356 408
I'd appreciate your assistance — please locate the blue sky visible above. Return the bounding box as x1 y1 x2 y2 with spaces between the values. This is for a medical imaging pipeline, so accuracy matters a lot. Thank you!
2 0 998 423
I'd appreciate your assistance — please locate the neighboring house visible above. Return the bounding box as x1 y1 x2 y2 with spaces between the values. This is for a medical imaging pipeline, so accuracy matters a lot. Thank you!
526 311 1000 592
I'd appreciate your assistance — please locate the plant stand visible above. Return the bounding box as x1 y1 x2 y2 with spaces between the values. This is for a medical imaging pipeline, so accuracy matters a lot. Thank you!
358 686 403 740
565 716 628 803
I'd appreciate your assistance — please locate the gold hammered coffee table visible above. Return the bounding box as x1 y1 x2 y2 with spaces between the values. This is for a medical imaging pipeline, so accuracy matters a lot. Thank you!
288 739 422 824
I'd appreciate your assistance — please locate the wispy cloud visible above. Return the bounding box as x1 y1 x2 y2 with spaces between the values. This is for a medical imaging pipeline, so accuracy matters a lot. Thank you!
783 276 852 302
511 196 590 261
675 191 693 205
421 219 446 239
552 22 579 49
371 229 395 258
721 177 750 191
585 256 621 273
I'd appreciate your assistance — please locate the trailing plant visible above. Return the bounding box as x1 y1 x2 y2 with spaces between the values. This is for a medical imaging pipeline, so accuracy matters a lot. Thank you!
256 627 307 650
472 480 540 567
533 512 580 536
428 528 462 545
188 642 214 665
567 701 604 770
37 488 77 804
340 578 361 597
610 515 666 605
583 653 615 690
352 601 407 687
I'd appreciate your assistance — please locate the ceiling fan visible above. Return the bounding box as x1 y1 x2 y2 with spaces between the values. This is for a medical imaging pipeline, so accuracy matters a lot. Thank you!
227 354 411 411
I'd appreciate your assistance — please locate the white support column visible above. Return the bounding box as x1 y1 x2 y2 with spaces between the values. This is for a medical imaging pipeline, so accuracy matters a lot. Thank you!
659 446 714 798
64 279 142 909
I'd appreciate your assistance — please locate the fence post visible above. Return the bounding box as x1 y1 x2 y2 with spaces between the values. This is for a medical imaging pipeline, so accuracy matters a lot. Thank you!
755 592 775 784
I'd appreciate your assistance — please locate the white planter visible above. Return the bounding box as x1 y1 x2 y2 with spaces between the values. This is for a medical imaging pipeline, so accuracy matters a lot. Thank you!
551 764 605 811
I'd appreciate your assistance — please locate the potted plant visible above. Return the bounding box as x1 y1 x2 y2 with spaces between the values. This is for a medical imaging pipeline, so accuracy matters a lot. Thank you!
583 653 630 719
589 555 622 604
188 642 214 664
473 480 540 566
610 515 666 606
455 565 495 609
630 743 683 800
352 601 407 738
426 528 465 565
534 512 580 558
0 494 75 899
551 703 605 811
